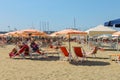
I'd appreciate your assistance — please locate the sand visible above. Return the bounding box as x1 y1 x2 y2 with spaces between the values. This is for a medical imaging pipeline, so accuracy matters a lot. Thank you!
0 43 120 80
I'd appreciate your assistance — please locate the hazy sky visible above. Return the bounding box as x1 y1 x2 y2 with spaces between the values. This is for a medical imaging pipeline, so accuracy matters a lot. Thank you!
0 0 120 31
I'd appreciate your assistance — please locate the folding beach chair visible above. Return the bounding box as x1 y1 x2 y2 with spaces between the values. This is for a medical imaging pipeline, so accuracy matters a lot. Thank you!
117 55 120 64
86 46 98 57
108 53 120 64
73 46 86 62
59 46 69 61
9 48 19 58
9 44 30 58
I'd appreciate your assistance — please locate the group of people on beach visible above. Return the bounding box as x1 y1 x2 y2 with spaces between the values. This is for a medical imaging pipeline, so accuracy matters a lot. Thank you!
8 37 61 58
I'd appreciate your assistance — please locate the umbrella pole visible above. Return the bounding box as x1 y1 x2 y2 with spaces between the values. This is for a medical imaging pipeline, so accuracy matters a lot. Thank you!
88 35 90 50
68 34 72 62
117 36 119 51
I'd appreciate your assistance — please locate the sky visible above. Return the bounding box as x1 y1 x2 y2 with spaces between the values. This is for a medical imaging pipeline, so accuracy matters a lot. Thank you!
0 0 120 31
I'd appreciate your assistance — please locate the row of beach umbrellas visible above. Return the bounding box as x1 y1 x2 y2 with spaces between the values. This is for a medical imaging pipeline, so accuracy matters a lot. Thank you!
0 29 48 37
0 28 88 38
0 26 120 38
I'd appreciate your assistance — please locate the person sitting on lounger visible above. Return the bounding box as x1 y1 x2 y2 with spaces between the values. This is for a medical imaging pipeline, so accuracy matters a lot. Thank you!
30 40 42 54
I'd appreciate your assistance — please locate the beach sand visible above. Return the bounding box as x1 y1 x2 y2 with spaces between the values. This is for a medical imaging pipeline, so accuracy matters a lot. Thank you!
0 43 120 80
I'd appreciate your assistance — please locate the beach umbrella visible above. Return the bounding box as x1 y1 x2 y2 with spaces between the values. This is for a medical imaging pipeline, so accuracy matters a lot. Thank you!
56 29 87 37
21 29 40 33
4 29 47 37
67 31 87 62
97 35 109 39
112 31 120 36
49 32 59 37
4 31 17 37
20 29 47 37
0 34 6 37
31 32 48 37
4 33 10 36
4 30 25 37
86 25 117 37
56 29 87 62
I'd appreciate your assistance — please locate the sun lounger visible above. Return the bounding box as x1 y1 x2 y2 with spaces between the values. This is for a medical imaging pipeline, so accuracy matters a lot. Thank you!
59 46 69 61
73 46 86 62
9 44 30 58
108 53 120 63
86 46 98 57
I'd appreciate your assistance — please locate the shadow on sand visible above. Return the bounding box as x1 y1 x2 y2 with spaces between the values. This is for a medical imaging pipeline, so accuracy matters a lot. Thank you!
86 56 109 60
12 56 110 66
31 56 60 61
103 48 118 51
69 60 110 66
13 56 60 61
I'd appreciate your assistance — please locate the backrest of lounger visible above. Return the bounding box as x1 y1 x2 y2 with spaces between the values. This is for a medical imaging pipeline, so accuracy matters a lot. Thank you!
73 47 83 57
60 46 69 57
